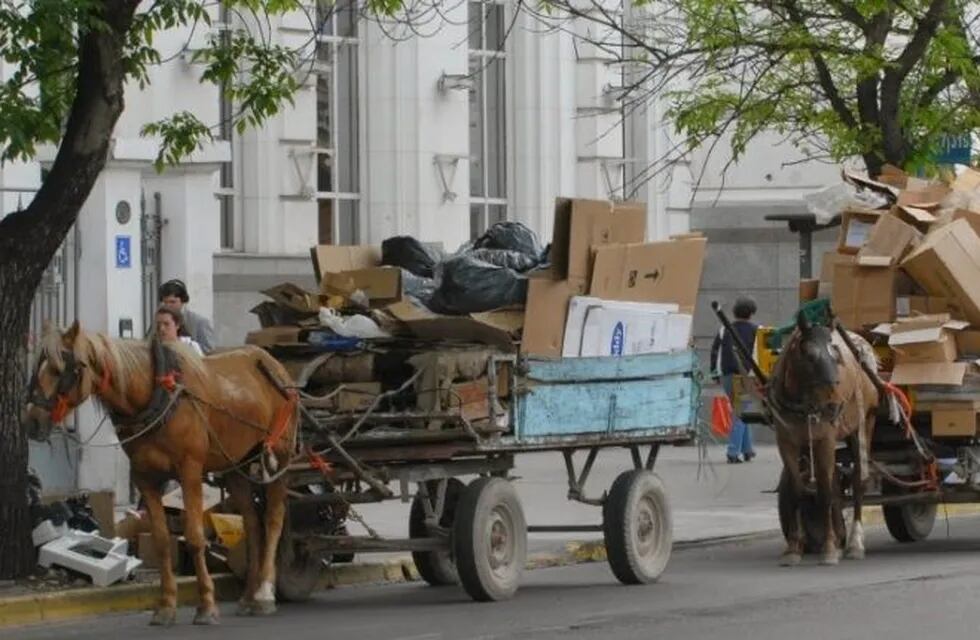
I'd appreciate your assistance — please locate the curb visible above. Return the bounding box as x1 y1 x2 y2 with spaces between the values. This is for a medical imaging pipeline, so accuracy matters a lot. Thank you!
5 504 980 629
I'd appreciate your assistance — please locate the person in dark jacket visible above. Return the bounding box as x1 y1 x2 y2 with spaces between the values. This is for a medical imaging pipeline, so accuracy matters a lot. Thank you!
710 297 759 464
158 279 215 354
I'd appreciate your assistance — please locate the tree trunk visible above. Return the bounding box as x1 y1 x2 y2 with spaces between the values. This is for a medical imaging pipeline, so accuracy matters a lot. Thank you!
0 254 42 578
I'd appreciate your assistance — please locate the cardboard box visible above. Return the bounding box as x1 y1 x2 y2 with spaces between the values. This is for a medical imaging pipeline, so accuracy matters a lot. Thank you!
320 266 403 307
334 382 382 412
890 362 969 386
578 307 693 357
951 209 980 239
896 184 950 209
877 164 908 189
831 261 897 328
918 402 980 438
550 198 646 282
838 210 883 254
799 279 820 303
896 295 951 318
260 283 322 315
386 300 523 351
311 245 382 283
857 214 921 265
952 167 980 192
894 205 936 232
887 315 968 365
901 219 980 326
520 274 589 358
562 296 679 357
957 330 980 357
138 532 183 572
245 326 305 347
589 237 707 313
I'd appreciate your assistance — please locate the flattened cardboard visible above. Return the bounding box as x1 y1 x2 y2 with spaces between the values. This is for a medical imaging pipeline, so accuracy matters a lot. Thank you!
321 267 402 306
896 184 950 209
901 219 980 325
952 167 980 193
831 261 897 328
838 210 883 254
387 300 521 351
856 214 920 265
521 274 588 358
589 238 707 313
890 362 968 386
841 170 900 200
951 209 980 239
261 283 322 314
957 330 980 357
245 326 305 347
876 164 908 189
550 198 646 281
311 245 381 282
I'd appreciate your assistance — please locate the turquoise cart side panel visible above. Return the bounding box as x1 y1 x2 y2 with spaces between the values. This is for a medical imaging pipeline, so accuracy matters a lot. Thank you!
523 350 697 383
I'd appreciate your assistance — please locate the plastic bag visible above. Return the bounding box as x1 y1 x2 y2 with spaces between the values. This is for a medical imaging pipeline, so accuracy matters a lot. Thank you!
473 222 542 259
467 248 540 273
381 236 442 278
804 183 889 224
401 270 437 306
318 308 391 339
429 255 529 314
711 396 733 438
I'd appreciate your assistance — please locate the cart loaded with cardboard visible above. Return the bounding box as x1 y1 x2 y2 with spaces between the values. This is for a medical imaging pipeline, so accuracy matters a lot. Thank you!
242 198 706 602
745 166 980 548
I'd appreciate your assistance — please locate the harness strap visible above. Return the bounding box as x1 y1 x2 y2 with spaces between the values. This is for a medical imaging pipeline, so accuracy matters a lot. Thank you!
306 446 334 478
265 390 298 454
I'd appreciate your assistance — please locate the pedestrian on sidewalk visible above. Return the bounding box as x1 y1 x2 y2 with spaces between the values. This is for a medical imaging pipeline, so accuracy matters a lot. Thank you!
158 279 215 353
710 296 759 464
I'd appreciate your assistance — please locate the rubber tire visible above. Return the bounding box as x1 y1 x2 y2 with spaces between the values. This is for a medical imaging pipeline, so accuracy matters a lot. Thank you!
777 468 845 555
602 470 672 585
883 502 936 543
452 477 527 602
275 516 321 603
409 478 464 586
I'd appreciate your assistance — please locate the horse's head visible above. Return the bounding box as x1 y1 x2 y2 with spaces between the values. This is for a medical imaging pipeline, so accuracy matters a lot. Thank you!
23 320 96 440
787 310 841 392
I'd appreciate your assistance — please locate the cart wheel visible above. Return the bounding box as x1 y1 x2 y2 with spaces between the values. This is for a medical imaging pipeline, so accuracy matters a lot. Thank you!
777 468 845 554
603 470 672 585
883 501 936 542
275 517 321 602
409 478 463 586
453 477 527 602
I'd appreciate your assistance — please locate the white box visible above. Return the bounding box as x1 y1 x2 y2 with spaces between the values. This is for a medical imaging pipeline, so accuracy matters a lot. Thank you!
562 297 679 357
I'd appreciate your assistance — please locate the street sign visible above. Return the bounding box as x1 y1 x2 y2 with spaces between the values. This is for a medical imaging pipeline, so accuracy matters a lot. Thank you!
115 235 131 269
934 133 973 165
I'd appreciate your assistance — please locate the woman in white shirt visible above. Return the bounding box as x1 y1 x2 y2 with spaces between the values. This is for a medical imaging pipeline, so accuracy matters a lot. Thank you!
155 306 205 357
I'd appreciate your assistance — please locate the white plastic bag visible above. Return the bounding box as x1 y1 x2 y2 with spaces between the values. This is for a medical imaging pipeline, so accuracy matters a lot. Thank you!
318 308 390 339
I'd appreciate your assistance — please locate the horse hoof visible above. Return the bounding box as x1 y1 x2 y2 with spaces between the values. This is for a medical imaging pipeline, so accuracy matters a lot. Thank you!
845 547 865 561
821 550 841 566
253 599 277 616
779 553 802 567
193 608 220 626
149 607 177 627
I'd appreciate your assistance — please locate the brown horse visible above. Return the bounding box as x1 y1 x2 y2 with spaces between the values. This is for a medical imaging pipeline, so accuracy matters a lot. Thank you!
769 312 880 567
23 321 299 626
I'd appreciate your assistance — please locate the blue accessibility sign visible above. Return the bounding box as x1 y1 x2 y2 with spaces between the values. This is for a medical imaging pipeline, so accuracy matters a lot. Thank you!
115 235 131 269
934 133 973 165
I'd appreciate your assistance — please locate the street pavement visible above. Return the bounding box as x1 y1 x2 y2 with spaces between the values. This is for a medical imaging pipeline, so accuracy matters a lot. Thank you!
10 513 980 639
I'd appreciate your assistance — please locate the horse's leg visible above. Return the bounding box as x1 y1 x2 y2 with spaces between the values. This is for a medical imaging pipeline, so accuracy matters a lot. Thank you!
226 474 263 615
846 414 872 560
136 475 178 627
815 437 841 566
254 477 288 615
177 462 220 625
777 437 804 566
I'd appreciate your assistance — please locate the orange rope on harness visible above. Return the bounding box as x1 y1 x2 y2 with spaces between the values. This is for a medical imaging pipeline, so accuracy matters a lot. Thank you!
306 446 334 478
882 381 940 491
155 372 181 392
49 395 70 424
265 390 298 453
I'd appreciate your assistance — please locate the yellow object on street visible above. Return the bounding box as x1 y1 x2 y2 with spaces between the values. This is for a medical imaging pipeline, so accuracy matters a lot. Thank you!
755 326 778 378
209 512 245 548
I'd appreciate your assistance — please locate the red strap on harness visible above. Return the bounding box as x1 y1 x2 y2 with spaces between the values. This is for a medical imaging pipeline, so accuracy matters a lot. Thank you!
155 371 181 392
50 395 70 424
306 447 334 478
265 390 298 453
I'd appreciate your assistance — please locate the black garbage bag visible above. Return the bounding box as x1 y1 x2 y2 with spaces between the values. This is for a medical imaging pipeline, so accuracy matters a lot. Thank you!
467 248 540 273
473 222 542 259
381 236 442 278
429 255 528 314
401 270 437 306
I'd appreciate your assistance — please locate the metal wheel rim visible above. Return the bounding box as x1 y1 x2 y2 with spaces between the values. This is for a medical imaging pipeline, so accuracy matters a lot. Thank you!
486 504 517 578
634 494 663 563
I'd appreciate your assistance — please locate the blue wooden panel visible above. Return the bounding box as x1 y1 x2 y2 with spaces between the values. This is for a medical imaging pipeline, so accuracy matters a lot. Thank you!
524 350 698 383
512 375 696 440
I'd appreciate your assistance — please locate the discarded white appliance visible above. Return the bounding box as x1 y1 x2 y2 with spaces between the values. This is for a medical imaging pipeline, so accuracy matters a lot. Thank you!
38 531 142 587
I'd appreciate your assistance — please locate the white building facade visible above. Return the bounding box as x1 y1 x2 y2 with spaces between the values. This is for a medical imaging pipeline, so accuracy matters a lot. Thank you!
10 2 835 496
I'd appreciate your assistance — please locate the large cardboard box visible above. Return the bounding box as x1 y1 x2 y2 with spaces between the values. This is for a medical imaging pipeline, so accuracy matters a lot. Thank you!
245 326 305 347
386 300 523 351
838 210 883 254
857 214 920 265
311 245 382 283
550 198 646 282
887 315 967 365
957 330 980 357
890 362 969 386
951 209 980 239
901 219 980 326
520 274 588 358
831 262 897 328
562 296 679 357
589 237 707 313
896 184 950 209
321 266 402 307
893 205 936 233
918 401 980 438
578 307 693 358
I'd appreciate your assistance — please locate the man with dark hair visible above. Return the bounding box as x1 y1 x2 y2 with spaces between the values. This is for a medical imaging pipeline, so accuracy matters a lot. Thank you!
710 296 759 464
158 279 216 353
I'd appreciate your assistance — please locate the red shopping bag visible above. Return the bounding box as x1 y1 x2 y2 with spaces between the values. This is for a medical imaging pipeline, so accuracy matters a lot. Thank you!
711 395 733 438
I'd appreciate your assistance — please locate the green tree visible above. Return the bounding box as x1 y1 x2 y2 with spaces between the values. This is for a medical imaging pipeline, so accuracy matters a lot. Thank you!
532 0 980 179
0 0 378 579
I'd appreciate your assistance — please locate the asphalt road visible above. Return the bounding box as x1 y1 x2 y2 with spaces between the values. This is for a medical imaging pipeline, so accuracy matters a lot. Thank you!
10 514 980 640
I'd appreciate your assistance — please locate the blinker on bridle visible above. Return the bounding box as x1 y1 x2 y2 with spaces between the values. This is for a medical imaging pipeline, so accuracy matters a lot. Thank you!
29 350 83 424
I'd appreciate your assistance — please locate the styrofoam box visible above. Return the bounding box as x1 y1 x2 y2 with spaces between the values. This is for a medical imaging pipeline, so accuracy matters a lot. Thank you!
562 297 691 358
562 297 679 358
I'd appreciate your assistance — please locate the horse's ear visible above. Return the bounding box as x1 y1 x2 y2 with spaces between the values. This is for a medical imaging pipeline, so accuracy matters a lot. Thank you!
796 310 811 333
62 320 81 347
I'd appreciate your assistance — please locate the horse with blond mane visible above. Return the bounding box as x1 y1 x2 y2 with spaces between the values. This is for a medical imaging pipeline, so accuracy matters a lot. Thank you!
23 321 299 626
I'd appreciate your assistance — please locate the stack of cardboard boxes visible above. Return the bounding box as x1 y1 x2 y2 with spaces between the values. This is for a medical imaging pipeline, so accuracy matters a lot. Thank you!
818 167 980 438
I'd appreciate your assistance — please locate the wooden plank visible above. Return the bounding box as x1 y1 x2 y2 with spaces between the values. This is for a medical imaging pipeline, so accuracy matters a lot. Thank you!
512 375 696 439
523 350 697 383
